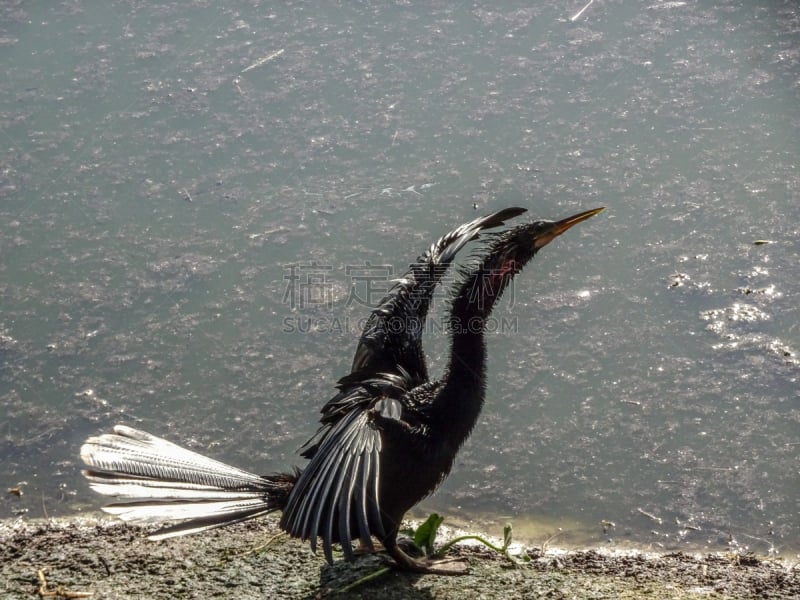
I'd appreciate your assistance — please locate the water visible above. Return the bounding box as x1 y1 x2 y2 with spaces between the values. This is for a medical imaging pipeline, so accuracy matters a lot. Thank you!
1 1 798 557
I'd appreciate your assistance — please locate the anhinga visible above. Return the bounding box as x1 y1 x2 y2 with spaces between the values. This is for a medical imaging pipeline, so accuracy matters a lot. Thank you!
81 206 603 574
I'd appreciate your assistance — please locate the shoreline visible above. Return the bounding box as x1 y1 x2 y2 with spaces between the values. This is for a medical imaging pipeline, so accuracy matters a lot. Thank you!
2 516 797 599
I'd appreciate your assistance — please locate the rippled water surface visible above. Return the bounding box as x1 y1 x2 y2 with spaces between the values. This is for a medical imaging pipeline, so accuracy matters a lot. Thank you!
1 2 798 556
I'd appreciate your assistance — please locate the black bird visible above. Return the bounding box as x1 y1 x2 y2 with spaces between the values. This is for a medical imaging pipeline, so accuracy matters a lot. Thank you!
80 206 603 574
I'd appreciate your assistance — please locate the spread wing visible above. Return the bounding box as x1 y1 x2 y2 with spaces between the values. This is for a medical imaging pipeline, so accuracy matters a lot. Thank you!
282 411 379 563
349 207 527 384
282 371 431 563
281 387 384 563
300 208 526 459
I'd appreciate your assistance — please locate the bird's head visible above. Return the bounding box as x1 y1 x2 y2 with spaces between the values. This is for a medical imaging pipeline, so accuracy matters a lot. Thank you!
529 206 605 251
483 206 605 278
451 207 604 319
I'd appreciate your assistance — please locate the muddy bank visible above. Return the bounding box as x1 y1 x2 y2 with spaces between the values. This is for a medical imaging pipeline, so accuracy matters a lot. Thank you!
1 516 797 599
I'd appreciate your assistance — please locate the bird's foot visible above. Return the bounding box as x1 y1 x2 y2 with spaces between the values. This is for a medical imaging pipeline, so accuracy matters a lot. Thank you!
385 545 469 575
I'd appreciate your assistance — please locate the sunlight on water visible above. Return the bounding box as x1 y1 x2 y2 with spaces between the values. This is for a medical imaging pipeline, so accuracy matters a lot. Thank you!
1 2 798 557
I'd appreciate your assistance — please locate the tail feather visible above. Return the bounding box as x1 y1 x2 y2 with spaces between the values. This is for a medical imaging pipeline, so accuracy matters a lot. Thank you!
83 473 265 500
82 425 266 490
104 499 277 540
80 425 295 540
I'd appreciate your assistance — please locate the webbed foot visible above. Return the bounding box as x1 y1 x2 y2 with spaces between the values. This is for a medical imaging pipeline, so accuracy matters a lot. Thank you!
385 544 469 575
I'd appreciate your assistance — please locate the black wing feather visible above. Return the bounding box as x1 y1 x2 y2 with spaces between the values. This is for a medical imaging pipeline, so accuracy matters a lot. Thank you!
349 206 526 384
281 407 383 562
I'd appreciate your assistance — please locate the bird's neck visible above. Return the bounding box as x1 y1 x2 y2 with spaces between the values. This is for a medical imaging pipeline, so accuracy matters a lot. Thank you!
434 329 487 444
432 259 519 441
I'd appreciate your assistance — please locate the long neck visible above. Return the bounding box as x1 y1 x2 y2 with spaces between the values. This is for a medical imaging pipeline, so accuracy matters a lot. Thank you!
432 257 522 440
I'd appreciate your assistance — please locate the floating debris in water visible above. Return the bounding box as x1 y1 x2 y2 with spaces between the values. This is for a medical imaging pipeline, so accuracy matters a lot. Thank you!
620 399 641 406
241 48 285 73
737 284 777 296
669 273 689 287
601 520 615 534
7 482 25 497
648 1 688 9
637 508 663 525
570 0 596 22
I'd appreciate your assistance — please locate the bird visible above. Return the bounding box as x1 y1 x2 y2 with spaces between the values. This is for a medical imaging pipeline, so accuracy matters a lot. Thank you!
80 206 603 574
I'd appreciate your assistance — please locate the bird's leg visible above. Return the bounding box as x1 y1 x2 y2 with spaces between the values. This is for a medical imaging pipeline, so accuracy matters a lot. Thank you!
382 536 469 575
354 537 381 555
